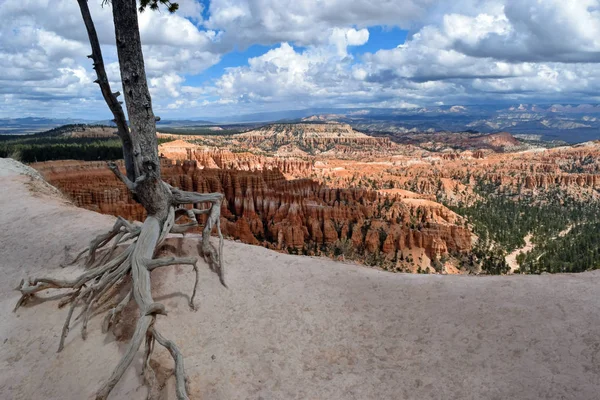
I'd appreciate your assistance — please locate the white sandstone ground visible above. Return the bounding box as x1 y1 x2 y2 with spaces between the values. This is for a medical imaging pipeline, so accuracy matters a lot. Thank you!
0 157 599 400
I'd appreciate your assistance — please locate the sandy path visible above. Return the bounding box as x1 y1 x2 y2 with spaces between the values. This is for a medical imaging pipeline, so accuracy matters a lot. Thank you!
506 226 578 272
1 158 600 400
506 233 534 272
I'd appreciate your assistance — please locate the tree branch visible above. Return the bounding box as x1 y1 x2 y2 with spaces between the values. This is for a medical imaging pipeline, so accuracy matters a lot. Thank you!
76 0 136 181
108 161 136 192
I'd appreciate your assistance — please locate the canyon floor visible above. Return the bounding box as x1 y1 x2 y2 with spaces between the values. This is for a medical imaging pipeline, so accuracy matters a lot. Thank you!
1 157 600 400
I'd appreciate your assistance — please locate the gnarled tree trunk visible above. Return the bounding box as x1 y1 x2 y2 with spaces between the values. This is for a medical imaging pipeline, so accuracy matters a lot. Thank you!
14 1 226 399
112 0 162 184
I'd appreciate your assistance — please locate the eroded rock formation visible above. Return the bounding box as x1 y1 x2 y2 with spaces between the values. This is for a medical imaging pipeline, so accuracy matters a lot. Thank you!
33 159 472 271
235 123 393 155
159 140 313 175
314 140 600 206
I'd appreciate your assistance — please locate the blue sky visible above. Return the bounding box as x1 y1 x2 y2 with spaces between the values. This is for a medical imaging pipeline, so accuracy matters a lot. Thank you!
2 0 600 119
186 26 408 87
186 44 280 86
351 27 408 55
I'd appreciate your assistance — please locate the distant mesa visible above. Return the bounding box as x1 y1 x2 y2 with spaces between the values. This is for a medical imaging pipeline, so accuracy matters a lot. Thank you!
237 122 371 140
234 122 393 154
301 114 345 122
473 131 520 150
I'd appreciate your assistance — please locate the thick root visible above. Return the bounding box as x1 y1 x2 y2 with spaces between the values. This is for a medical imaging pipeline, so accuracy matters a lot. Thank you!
150 326 190 400
169 186 226 287
14 183 225 400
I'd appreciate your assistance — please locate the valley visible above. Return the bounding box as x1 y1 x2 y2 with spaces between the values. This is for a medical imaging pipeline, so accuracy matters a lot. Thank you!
25 121 600 275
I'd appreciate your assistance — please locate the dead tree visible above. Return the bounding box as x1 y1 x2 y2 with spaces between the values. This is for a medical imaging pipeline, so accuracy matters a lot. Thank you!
13 1 225 399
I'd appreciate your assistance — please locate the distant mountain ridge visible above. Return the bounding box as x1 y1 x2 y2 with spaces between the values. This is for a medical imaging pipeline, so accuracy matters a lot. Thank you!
4 103 600 143
296 104 600 144
0 117 216 136
0 117 94 135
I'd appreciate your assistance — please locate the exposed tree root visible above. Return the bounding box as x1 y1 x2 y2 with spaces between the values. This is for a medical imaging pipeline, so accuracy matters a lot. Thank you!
14 183 225 400
170 185 226 287
51 1 228 398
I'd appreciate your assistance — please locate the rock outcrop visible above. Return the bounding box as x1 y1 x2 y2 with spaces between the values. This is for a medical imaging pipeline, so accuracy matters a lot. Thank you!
235 123 393 155
32 125 600 273
33 159 472 270
159 140 313 176
315 140 600 206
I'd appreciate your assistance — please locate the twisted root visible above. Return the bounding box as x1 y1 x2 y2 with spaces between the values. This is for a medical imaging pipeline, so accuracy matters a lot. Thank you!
14 185 225 400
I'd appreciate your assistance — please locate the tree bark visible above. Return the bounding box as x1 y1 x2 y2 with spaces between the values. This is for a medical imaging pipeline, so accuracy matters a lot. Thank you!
111 0 173 221
76 0 135 182
112 0 160 180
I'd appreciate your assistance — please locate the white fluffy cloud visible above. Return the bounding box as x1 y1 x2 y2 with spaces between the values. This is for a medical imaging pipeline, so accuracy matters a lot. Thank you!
198 0 600 114
351 0 600 104
0 0 221 117
329 28 369 57
4 0 600 118
454 0 600 62
187 29 389 113
205 0 437 49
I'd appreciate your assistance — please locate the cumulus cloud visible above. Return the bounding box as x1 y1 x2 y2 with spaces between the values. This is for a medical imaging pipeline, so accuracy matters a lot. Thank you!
329 28 369 57
0 0 222 117
4 0 600 118
166 0 600 115
212 38 381 106
197 39 460 114
348 0 600 105
205 0 437 49
448 0 600 63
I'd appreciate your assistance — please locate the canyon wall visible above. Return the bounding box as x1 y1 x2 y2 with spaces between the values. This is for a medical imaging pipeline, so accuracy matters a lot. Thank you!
315 141 600 206
159 140 313 176
33 159 472 270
